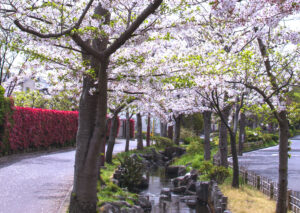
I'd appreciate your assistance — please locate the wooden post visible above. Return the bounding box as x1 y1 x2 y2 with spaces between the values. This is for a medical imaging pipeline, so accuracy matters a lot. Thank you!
287 190 292 210
221 197 228 211
257 175 260 190
270 182 274 199
245 171 248 184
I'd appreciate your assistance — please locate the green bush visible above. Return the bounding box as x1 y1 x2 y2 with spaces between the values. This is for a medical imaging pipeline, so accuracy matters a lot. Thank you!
151 136 173 148
186 140 203 154
198 161 213 175
208 166 230 184
181 127 196 138
117 155 144 191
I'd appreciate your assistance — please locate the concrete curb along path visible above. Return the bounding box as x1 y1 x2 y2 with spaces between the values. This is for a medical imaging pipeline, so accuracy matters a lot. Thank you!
0 139 146 213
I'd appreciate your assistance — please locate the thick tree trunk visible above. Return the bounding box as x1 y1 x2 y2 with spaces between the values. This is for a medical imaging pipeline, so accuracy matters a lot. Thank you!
125 112 130 152
168 125 173 140
160 122 167 137
203 111 212 161
173 115 182 145
276 111 289 213
219 107 230 167
146 113 151 147
137 113 143 150
106 114 119 163
238 112 246 156
69 60 108 213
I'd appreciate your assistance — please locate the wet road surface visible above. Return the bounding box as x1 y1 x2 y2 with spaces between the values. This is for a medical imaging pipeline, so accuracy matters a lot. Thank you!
237 135 300 192
0 139 145 213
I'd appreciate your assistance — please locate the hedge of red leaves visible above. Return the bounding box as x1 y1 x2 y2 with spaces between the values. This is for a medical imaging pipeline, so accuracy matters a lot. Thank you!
6 107 78 151
1 106 134 154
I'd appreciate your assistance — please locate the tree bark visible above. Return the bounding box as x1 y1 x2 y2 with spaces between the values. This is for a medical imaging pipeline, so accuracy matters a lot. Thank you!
173 115 182 145
219 107 230 167
137 113 143 150
160 122 167 137
168 125 173 140
69 60 108 213
203 111 212 161
125 111 130 152
106 114 119 163
146 113 151 147
276 111 289 213
229 131 239 188
238 112 246 156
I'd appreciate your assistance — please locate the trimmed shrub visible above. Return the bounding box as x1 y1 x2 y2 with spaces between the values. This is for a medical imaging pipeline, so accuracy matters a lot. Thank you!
208 166 230 184
5 107 78 152
152 136 173 148
0 86 14 153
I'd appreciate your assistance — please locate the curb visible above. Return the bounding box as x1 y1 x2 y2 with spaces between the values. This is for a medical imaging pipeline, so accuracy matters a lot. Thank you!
57 185 73 213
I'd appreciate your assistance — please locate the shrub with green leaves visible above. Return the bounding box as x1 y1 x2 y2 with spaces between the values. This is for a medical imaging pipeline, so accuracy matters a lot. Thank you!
151 136 173 148
117 155 144 191
198 161 214 175
186 140 203 154
208 166 230 184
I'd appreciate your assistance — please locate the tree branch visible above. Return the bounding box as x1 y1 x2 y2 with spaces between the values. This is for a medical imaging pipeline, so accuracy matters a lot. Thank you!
103 0 162 57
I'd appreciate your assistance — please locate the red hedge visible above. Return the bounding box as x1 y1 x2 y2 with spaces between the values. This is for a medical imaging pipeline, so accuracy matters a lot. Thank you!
7 107 78 151
1 106 133 153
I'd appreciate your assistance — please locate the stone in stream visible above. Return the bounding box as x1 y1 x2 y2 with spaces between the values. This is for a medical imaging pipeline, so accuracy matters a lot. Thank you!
161 188 171 198
135 196 152 212
162 146 186 159
166 165 186 177
172 186 187 194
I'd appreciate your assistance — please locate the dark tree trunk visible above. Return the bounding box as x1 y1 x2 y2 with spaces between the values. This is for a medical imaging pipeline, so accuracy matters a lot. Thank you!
203 111 212 161
125 111 130 152
229 132 239 188
276 111 289 213
106 114 119 163
69 60 108 213
160 122 167 137
168 125 173 140
146 113 151 147
238 112 246 156
219 107 230 167
173 115 182 145
137 113 143 150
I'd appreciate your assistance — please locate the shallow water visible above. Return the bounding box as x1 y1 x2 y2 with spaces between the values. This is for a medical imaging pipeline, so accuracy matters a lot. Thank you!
140 168 210 213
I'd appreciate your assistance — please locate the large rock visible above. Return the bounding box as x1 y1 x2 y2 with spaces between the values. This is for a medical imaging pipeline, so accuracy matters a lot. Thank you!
161 188 171 198
162 147 186 159
172 186 187 194
135 196 152 212
166 165 186 177
99 201 144 213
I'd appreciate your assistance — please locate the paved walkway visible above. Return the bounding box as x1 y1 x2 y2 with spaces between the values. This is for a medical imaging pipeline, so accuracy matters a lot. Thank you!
0 139 145 213
237 135 300 192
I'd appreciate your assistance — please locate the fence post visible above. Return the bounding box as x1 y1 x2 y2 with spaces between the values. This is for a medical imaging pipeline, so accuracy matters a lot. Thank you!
287 190 292 211
245 171 248 184
257 175 260 190
270 182 274 199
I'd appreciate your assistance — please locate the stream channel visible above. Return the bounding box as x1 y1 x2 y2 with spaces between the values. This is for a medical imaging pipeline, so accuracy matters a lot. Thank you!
139 168 210 213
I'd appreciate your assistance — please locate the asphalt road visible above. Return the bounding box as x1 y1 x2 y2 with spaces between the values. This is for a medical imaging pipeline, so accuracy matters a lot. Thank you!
0 139 146 213
237 135 300 192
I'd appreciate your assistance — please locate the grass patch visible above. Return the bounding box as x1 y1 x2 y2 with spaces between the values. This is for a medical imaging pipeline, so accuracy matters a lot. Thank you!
220 174 279 213
220 183 276 213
